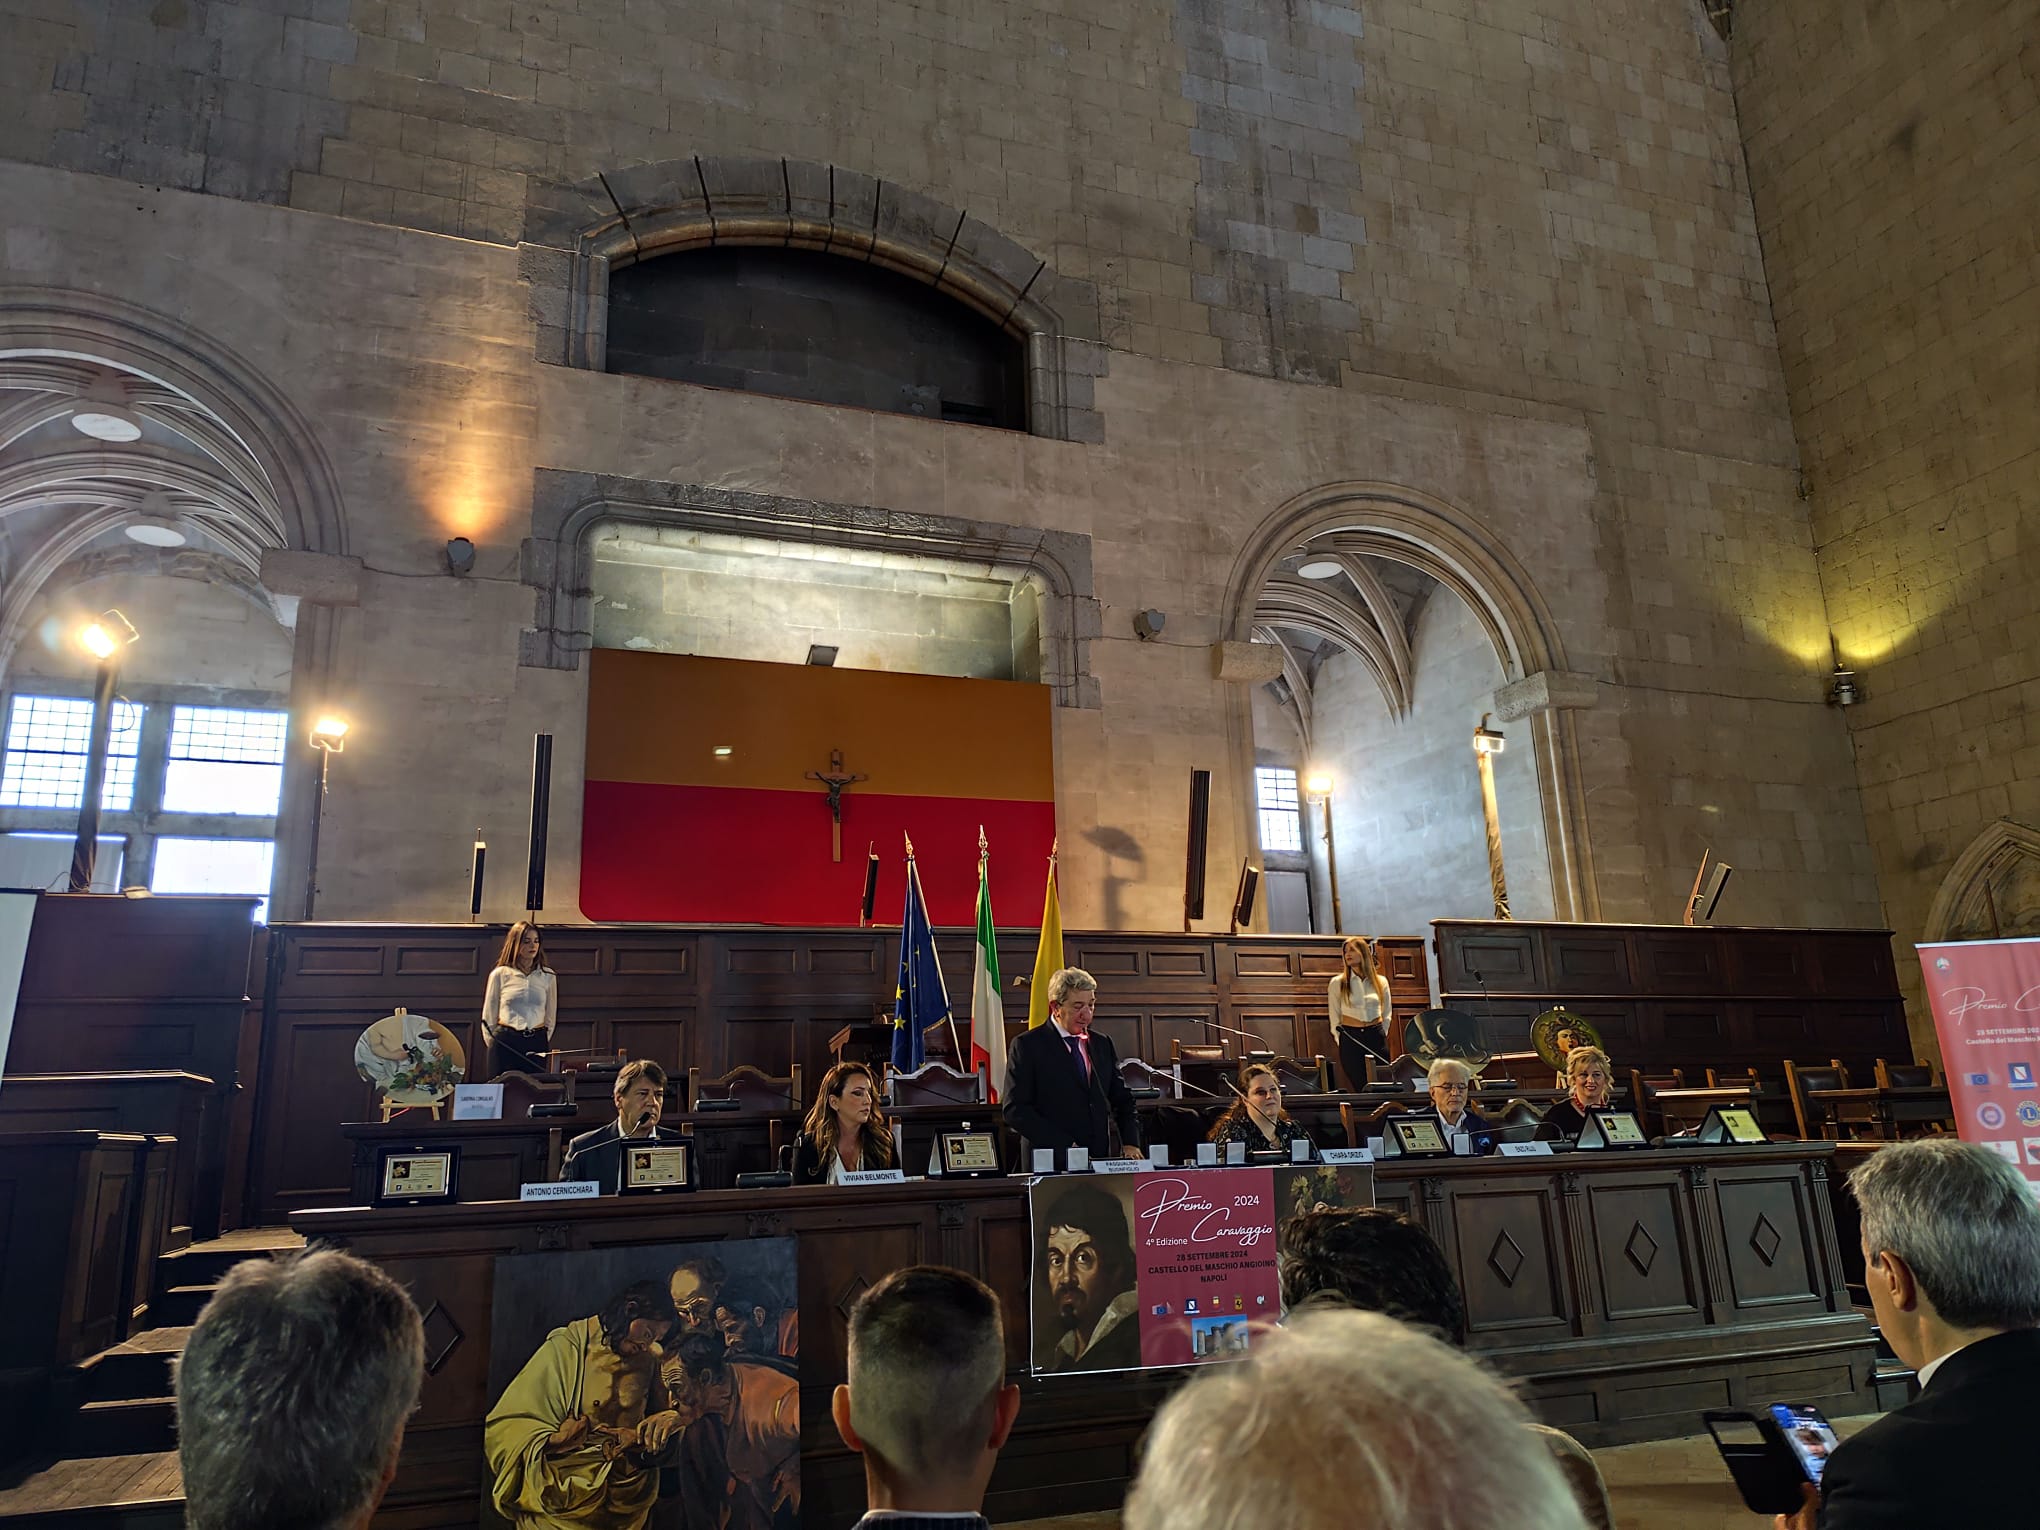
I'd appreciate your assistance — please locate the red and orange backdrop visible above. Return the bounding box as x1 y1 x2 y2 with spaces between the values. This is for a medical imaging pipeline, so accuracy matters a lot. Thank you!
581 650 1057 925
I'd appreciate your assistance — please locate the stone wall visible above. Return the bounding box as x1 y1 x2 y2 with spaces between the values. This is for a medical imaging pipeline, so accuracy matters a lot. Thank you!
1309 589 1556 937
0 0 1893 949
1733 0 2040 1051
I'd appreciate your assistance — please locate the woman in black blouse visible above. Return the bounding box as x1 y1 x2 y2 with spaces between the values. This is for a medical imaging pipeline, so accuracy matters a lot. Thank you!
790 1061 898 1183
1208 1063 1315 1154
1538 1046 1614 1141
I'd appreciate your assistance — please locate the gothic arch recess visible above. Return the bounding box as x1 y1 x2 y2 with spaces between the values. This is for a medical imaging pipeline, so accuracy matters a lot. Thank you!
0 289 350 911
520 156 1104 442
1222 481 1600 922
1924 819 2040 942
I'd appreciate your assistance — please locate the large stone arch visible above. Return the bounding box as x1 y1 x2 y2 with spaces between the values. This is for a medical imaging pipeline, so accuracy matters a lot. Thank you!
518 155 1104 442
1923 819 2040 942
1222 480 1601 922
0 288 353 915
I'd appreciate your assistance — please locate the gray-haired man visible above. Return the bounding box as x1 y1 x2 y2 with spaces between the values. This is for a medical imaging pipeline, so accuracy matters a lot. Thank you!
1777 1138 2040 1530
178 1248 424 1530
1001 966 1142 1162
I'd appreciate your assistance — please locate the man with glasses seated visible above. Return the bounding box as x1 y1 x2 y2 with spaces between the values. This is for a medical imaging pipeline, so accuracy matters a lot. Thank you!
1418 1057 1493 1153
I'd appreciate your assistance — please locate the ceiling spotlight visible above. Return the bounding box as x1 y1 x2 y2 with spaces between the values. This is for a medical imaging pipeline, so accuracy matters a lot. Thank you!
445 537 476 576
1297 558 1342 579
806 644 838 667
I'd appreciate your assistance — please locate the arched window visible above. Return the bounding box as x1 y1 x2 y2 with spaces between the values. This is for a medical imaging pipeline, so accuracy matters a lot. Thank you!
606 246 1030 431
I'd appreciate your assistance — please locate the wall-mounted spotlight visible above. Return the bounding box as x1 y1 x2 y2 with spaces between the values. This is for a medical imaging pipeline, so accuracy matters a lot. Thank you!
1826 636 1860 707
445 537 476 576
78 609 140 662
806 644 838 667
309 715 350 753
1133 609 1167 641
1472 721 1507 755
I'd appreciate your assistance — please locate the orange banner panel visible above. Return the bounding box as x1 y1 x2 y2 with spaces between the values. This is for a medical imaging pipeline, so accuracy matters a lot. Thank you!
585 650 1055 801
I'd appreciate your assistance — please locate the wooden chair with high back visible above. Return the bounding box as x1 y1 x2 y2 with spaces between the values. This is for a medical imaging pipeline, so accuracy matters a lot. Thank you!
1171 1041 1236 1105
1382 1052 1430 1087
1783 1058 1882 1141
1874 1058 1935 1090
1118 1057 1178 1100
1268 1054 1331 1095
1626 1068 1687 1138
1338 1099 1405 1149
884 1059 985 1108
688 1064 804 1114
1705 1066 1761 1089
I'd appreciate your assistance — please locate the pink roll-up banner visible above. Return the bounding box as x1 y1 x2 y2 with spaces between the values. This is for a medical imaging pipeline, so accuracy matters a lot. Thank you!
1917 937 2040 1188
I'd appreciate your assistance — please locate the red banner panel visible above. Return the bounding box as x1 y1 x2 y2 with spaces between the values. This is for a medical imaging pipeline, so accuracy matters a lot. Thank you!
1919 937 2040 1189
581 651 1056 925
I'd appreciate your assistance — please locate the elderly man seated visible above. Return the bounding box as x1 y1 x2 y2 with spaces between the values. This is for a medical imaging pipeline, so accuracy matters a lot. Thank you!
1418 1056 1493 1153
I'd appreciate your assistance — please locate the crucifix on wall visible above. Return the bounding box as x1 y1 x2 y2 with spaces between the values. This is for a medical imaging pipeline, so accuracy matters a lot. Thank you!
804 749 868 862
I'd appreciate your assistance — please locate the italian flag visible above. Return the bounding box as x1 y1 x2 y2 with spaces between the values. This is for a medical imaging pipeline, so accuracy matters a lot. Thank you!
970 839 1005 1102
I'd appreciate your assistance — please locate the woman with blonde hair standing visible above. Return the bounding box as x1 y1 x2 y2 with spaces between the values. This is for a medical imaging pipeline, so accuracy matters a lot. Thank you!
790 1061 898 1184
1328 935 1391 1091
480 920 556 1076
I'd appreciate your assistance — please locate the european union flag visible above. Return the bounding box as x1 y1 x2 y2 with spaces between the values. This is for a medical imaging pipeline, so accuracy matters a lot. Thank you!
892 843 951 1074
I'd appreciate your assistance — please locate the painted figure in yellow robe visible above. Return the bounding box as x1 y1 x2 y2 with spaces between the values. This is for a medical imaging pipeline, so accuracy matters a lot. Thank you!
485 1280 685 1530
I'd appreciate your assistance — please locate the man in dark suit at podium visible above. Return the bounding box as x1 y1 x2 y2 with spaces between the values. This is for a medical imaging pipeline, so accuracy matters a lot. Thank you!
560 1059 680 1194
1002 967 1141 1164
1776 1138 2040 1530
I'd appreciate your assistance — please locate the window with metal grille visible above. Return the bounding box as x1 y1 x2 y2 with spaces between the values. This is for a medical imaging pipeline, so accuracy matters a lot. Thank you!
0 695 144 810
162 706 289 815
1255 766 1303 853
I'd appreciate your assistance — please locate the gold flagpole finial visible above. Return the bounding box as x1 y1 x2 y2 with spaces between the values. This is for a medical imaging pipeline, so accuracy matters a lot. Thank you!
903 831 915 857
978 824 988 859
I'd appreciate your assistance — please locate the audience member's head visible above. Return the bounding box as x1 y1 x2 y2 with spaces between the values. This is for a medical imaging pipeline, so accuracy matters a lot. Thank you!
177 1249 423 1530
1279 1207 1466 1340
1123 1307 1583 1530
1851 1137 2040 1367
833 1265 1021 1516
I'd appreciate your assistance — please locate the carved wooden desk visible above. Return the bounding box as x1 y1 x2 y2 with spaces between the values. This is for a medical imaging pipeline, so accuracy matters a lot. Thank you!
293 1143 1874 1528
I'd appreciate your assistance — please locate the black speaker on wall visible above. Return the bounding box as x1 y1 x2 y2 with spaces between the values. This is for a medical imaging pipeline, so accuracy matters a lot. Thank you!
1183 768 1212 931
526 733 553 913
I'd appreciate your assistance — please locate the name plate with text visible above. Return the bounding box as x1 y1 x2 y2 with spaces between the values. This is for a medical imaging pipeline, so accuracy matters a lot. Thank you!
1498 1141 1555 1157
1319 1147 1375 1165
1092 1158 1153 1174
840 1168 906 1185
521 1181 600 1201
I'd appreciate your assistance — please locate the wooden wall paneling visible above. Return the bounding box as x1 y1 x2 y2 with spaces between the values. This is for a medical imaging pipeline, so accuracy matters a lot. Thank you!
71 1138 142 1364
1434 923 1540 994
1459 999 1543 1057
251 1010 381 1217
1132 1006 1220 1067
1542 929 1633 993
1727 932 1808 993
1631 931 1725 995
123 1137 174 1336
1641 1000 1735 1057
608 1011 694 1073
1225 944 1295 981
1230 1009 1306 1054
1810 933 1898 999
1442 1179 1573 1344
1710 1164 1826 1316
1579 1176 1703 1332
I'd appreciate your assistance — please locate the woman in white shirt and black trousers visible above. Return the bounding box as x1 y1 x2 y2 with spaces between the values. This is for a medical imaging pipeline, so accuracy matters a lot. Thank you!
481 920 556 1076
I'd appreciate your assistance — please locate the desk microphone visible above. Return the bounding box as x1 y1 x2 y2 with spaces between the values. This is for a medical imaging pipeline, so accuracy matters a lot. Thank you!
634 1109 655 1132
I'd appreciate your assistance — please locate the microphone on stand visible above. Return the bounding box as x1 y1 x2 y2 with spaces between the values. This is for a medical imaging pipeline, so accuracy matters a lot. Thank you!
634 1108 655 1136
1206 1019 1275 1054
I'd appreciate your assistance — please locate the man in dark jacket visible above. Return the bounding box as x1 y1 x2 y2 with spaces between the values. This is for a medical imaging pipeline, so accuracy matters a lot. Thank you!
1001 967 1141 1164
1777 1138 2040 1530
561 1059 680 1194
